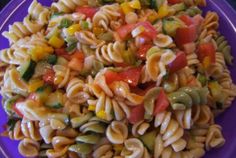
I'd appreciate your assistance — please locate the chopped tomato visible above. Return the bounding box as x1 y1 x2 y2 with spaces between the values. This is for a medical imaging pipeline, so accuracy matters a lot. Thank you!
168 51 187 73
175 25 197 48
116 23 136 40
71 51 85 62
137 44 152 60
168 0 182 4
104 71 121 85
153 89 169 115
137 22 157 40
119 67 142 87
105 67 142 86
197 43 216 68
55 48 71 60
135 34 152 48
179 15 194 26
193 15 204 27
76 7 98 19
116 21 157 40
128 104 145 124
43 69 55 85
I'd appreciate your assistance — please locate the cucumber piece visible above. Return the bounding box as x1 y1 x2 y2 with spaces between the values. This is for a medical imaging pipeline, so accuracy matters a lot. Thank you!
46 91 64 109
162 17 183 37
139 130 157 152
47 55 57 65
150 0 164 10
170 3 186 12
69 143 93 155
19 59 36 81
4 95 20 116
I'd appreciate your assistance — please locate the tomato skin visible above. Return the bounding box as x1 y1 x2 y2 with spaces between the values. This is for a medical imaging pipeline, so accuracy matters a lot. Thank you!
175 25 197 48
128 104 145 124
137 22 157 40
168 51 187 73
116 21 157 41
119 67 142 87
105 67 142 86
116 24 136 40
104 71 121 85
137 44 152 60
153 89 169 115
193 15 204 27
179 15 194 26
43 69 55 85
197 43 216 64
55 48 71 60
76 7 98 19
168 0 183 4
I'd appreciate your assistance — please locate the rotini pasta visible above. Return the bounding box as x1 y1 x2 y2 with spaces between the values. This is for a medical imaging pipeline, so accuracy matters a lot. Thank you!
0 0 235 157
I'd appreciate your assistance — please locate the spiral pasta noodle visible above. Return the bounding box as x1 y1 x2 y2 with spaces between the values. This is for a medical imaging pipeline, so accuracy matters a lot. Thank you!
51 0 87 13
93 4 121 30
95 41 125 65
0 0 235 157
154 111 187 152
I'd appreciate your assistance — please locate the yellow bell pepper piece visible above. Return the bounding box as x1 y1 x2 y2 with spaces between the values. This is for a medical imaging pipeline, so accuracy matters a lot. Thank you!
29 46 53 61
48 35 65 49
148 12 159 23
67 24 81 36
121 2 134 14
202 56 211 69
157 4 169 19
28 79 44 92
96 110 107 120
129 0 141 9
88 105 96 111
93 27 105 36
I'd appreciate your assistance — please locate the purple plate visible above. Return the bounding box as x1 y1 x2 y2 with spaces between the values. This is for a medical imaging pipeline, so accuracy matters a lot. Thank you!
0 0 236 157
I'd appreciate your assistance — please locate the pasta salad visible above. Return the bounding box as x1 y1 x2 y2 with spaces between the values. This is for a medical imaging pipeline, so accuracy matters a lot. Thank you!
0 0 236 157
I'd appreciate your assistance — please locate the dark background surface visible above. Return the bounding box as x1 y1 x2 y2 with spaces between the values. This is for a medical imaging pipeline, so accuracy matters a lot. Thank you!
0 0 236 10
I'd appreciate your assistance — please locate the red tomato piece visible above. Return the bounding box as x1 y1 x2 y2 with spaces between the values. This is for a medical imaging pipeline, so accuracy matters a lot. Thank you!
128 104 145 124
76 7 98 19
197 43 216 63
104 71 121 85
135 34 152 48
137 22 157 39
168 0 183 4
116 24 136 40
193 15 204 27
71 51 85 62
55 48 71 60
137 44 152 60
43 69 55 85
119 67 142 87
168 51 187 73
175 25 197 48
179 15 194 26
153 89 169 115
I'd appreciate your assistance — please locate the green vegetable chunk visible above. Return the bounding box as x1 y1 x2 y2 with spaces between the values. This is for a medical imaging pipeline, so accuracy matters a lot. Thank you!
19 59 36 81
139 130 157 152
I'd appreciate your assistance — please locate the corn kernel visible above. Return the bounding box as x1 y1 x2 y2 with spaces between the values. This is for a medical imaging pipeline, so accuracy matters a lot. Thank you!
28 79 44 92
96 110 107 120
88 105 96 111
48 35 65 49
129 0 141 9
121 2 134 14
67 24 81 36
